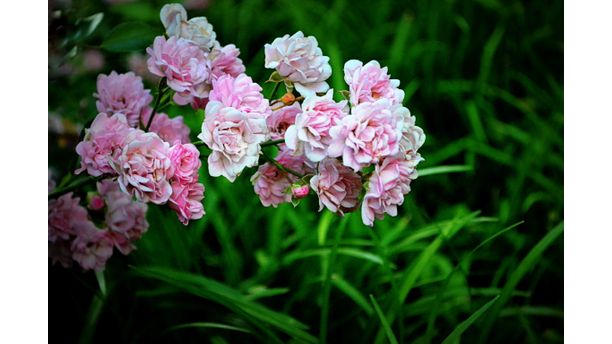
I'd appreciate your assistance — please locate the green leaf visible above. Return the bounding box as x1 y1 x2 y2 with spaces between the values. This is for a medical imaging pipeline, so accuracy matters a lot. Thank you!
441 295 500 344
332 274 374 316
168 322 252 334
370 294 398 344
133 266 317 343
418 165 473 177
101 22 158 53
478 222 564 343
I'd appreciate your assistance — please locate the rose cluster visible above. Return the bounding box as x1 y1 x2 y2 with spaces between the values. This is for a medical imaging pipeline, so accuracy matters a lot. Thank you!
252 38 425 226
49 174 148 271
49 3 425 272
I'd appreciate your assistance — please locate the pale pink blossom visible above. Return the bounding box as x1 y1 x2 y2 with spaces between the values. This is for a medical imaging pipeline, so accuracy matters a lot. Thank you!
266 102 301 140
264 31 332 96
168 181 205 225
285 90 347 161
95 71 153 127
343 60 404 106
169 143 201 184
208 44 246 80
142 112 191 145
310 158 362 215
115 131 174 204
146 36 210 106
75 112 133 176
399 108 426 155
251 148 311 207
160 3 217 51
209 74 271 116
48 193 90 242
361 156 416 226
328 99 405 171
197 101 267 182
98 180 149 254
71 222 114 271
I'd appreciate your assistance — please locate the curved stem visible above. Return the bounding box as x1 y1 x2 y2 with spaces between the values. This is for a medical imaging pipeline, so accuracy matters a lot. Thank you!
260 139 285 147
260 149 304 178
48 175 103 199
145 77 168 131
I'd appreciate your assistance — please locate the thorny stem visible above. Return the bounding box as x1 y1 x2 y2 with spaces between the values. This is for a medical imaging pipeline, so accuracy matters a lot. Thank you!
260 149 304 178
145 77 168 131
48 175 103 199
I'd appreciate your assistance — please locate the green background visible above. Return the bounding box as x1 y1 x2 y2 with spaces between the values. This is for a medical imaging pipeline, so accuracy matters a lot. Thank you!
48 0 563 342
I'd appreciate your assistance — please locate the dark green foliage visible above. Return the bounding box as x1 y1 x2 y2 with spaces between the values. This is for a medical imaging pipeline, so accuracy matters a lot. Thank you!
48 0 563 343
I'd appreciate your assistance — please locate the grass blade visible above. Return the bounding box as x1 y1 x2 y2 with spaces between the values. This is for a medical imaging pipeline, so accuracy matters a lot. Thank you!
441 295 500 344
370 294 399 344
332 274 374 316
479 222 564 342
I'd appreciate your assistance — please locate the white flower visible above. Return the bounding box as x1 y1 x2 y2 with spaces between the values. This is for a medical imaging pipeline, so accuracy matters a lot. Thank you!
160 3 217 51
264 31 332 96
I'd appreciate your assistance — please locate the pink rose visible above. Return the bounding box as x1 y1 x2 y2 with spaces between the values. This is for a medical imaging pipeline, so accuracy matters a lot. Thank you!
94 71 153 127
75 112 133 177
285 90 348 161
310 158 362 215
160 3 217 51
198 101 267 182
208 44 246 80
71 222 114 271
48 192 90 242
146 36 210 106
169 143 201 184
115 131 174 204
251 148 312 207
266 102 301 140
209 73 271 117
399 108 426 155
343 60 404 106
361 156 417 226
98 180 149 254
264 31 332 96
328 99 405 171
168 181 205 225
142 112 191 145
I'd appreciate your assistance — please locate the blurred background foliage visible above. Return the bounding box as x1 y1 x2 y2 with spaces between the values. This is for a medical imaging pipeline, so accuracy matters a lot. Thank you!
48 0 563 343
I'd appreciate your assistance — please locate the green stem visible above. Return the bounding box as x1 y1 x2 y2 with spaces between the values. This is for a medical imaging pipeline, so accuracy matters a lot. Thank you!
319 216 350 344
260 139 285 147
49 176 103 199
260 149 304 178
145 77 168 131
269 81 281 100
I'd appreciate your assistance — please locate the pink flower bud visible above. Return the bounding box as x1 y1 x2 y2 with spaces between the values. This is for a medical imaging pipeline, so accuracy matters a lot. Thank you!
87 193 105 211
291 184 310 199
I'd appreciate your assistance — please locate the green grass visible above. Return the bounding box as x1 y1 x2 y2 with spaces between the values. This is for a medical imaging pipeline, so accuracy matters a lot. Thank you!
48 0 563 343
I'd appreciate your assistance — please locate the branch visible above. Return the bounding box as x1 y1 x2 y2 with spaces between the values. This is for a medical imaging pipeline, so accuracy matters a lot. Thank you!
260 149 304 178
145 77 168 131
48 175 104 199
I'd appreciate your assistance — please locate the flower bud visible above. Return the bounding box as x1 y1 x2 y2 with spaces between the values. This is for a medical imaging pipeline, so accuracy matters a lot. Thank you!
87 192 105 211
291 184 310 199
281 92 296 105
